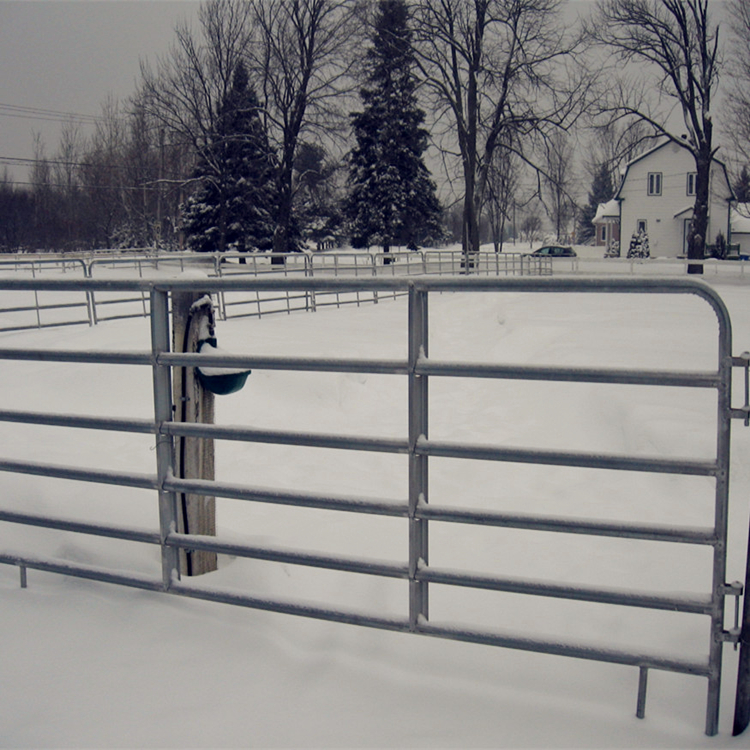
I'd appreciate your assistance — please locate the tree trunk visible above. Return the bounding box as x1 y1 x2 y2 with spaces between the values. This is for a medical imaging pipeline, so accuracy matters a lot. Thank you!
462 187 481 271
687 138 712 275
383 242 392 265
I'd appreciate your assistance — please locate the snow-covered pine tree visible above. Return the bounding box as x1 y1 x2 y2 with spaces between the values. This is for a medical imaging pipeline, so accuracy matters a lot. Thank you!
627 228 650 259
181 61 278 257
345 0 442 261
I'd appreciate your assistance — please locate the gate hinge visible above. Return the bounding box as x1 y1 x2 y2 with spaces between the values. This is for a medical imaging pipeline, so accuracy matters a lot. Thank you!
722 628 742 646
731 353 750 425
723 581 744 650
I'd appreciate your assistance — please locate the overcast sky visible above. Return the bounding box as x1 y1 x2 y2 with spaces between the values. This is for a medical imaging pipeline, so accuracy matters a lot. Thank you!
0 0 733 187
0 0 200 183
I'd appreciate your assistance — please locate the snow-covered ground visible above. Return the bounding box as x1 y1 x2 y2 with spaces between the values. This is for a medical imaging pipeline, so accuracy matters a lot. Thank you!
3 263 750 748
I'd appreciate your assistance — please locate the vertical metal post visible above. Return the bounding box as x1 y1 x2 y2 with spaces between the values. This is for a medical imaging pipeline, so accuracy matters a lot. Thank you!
734 357 750 736
150 289 180 589
735 551 750 735
636 667 648 719
707 307 734 735
33 291 41 328
408 283 429 629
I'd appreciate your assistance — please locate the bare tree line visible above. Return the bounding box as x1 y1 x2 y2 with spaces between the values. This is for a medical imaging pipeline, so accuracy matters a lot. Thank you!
2 0 750 264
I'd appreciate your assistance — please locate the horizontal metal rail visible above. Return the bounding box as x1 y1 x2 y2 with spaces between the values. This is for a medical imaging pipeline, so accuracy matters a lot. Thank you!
168 532 409 579
0 509 160 545
418 565 714 614
0 552 163 592
0 545 712 680
415 620 710 677
415 504 717 545
0 409 155 434
164 474 408 518
417 438 718 476
0 457 157 491
162 422 409 454
418 359 721 388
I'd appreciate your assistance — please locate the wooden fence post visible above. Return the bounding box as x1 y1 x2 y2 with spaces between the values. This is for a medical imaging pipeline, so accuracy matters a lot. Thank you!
172 291 217 576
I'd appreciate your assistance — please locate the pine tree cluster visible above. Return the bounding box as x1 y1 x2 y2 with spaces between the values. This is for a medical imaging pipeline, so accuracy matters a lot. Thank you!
344 0 442 254
179 1 443 258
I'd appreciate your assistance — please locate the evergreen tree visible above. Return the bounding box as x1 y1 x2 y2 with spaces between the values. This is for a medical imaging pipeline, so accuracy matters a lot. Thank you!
577 161 615 243
345 0 442 260
627 228 650 259
734 166 750 204
181 61 278 255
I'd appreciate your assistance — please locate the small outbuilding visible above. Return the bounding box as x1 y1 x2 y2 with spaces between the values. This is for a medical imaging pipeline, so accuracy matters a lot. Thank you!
730 204 750 257
592 199 621 251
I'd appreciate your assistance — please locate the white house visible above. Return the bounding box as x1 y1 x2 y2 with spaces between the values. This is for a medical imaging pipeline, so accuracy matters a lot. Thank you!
614 140 734 258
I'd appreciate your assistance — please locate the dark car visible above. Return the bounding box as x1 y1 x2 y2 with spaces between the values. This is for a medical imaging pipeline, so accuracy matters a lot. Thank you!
530 245 577 257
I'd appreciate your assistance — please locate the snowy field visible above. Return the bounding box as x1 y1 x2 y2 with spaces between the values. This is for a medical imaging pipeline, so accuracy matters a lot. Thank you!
3 260 750 748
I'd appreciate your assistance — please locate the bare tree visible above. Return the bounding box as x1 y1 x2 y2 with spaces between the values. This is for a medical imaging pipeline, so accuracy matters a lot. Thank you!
53 120 85 249
520 210 543 247
584 117 650 190
589 0 723 274
248 0 358 256
139 0 255 187
725 0 750 166
412 0 588 264
485 136 521 251
79 96 129 248
30 133 55 250
541 130 576 242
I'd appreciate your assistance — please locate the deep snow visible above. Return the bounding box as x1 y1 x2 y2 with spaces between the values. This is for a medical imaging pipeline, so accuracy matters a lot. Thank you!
2 260 750 748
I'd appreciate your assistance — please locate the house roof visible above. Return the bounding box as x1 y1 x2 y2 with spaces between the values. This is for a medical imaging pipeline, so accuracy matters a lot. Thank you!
593 199 619 222
614 138 735 201
674 205 694 219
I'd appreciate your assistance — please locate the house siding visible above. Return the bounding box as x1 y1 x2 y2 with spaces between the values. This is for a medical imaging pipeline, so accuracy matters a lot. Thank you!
617 141 732 258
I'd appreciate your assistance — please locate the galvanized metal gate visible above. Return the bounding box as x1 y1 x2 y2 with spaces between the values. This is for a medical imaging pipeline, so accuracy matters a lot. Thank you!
1 274 750 736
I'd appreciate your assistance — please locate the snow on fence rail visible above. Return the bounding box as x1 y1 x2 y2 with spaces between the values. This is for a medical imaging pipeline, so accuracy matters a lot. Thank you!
0 250 550 332
0 274 748 736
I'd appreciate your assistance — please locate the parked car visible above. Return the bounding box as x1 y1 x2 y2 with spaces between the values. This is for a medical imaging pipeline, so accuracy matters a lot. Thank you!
529 245 577 257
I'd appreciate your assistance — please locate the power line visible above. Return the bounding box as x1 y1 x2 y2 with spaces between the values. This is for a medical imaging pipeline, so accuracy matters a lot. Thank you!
0 102 101 125
1 178 163 192
0 155 136 172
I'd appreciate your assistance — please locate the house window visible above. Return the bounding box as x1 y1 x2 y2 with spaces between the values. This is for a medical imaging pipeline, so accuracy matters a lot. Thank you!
637 220 647 234
647 172 662 196
687 172 697 196
599 225 607 243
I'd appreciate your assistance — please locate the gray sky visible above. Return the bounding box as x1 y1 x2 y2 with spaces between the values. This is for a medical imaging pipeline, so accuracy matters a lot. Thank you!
0 0 734 188
0 0 200 183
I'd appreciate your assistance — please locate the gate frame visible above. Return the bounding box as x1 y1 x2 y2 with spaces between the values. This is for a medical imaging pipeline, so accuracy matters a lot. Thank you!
0 273 745 736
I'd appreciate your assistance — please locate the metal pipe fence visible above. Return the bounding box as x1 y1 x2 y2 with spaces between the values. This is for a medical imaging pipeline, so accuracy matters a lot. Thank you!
0 274 744 736
0 250 550 331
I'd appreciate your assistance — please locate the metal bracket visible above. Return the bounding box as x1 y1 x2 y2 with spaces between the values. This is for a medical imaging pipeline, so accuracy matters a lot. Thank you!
731 353 750 425
723 581 744 649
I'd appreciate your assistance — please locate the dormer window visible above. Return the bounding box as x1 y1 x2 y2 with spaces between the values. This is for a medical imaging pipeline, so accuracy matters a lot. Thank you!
687 172 697 196
647 172 662 196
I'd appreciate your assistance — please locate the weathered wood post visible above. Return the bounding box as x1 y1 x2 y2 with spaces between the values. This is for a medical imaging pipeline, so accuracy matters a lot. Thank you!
172 291 217 576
